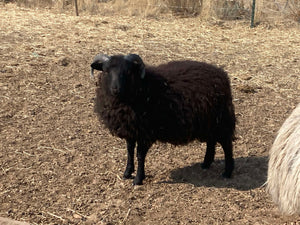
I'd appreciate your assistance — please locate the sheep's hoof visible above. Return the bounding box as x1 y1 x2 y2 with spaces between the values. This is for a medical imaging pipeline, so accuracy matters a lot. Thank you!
123 174 134 179
133 174 145 185
123 168 134 179
133 179 143 185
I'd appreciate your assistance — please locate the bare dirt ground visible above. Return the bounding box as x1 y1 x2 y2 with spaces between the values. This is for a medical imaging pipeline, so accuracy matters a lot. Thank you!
0 3 300 224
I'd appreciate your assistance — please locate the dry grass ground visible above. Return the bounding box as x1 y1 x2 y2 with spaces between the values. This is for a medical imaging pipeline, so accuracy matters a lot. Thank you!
0 3 300 224
10 0 300 23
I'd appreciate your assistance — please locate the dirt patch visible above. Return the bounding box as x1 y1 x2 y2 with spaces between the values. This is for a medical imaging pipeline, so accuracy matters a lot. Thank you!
0 3 300 225
0 217 29 225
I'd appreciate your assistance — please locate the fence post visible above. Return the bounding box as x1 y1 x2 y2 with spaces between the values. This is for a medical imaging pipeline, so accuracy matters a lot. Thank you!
74 0 79 16
250 0 256 27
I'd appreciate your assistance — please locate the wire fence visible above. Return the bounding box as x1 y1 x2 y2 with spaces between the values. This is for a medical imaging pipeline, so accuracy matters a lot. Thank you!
4 0 300 26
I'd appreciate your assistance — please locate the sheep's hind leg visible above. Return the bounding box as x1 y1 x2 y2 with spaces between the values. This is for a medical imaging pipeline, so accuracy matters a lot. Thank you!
123 139 136 179
201 140 216 170
220 138 234 178
134 142 151 185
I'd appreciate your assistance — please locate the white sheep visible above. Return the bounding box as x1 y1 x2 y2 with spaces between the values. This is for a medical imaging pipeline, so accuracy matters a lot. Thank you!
267 103 300 214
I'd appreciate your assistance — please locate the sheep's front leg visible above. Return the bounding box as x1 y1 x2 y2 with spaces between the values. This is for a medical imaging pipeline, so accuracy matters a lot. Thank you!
123 139 136 179
134 142 151 185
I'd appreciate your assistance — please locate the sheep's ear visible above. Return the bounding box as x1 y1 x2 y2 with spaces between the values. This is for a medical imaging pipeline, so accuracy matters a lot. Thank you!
90 54 110 78
125 54 146 79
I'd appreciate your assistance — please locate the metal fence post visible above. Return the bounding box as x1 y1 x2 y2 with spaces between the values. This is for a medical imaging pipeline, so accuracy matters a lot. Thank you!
250 0 256 27
75 0 79 16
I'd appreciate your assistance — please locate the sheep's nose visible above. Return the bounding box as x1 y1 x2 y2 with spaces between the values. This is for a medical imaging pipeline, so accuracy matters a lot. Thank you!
110 87 119 95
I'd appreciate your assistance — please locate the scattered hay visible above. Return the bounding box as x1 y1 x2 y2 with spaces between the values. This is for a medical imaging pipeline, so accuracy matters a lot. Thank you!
0 3 299 225
238 84 258 94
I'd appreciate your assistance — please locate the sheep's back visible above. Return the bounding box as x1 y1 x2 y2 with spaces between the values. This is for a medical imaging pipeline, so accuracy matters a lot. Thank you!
153 61 231 99
147 61 235 142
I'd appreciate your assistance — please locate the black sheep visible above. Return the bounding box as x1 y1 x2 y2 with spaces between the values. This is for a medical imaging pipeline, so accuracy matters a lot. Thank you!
91 53 236 185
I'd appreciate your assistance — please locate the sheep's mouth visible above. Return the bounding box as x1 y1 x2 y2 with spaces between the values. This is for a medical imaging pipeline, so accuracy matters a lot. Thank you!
110 87 121 96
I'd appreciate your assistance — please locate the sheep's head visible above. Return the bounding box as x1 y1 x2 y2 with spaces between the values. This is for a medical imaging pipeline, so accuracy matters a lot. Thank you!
91 54 146 97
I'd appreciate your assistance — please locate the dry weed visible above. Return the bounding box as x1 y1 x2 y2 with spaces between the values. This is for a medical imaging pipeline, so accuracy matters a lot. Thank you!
3 0 299 23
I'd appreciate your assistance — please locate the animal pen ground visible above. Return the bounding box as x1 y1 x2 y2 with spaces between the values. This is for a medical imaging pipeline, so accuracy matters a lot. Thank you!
0 3 300 224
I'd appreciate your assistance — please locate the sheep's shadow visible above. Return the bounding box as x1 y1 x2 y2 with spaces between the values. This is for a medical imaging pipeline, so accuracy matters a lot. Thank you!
164 156 268 191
